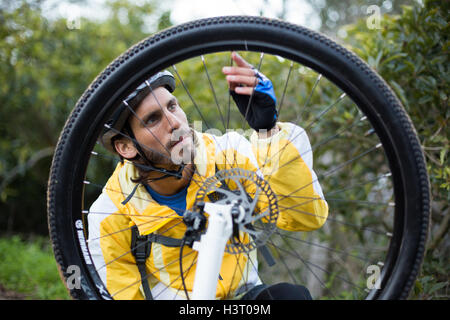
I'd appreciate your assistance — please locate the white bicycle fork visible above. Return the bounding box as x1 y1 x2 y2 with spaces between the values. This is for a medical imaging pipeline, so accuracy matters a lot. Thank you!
191 202 236 300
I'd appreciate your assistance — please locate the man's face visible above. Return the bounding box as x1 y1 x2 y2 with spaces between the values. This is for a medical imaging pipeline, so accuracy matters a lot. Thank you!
119 87 194 167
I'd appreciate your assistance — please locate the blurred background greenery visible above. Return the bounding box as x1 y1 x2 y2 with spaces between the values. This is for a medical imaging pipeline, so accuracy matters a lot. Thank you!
0 0 447 299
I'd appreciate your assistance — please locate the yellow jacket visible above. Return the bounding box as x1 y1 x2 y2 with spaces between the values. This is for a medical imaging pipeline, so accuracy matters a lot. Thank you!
87 122 328 299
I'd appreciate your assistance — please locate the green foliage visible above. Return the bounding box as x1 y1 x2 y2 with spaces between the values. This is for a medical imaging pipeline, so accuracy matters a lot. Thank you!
413 251 449 299
344 0 449 198
342 0 449 299
0 236 69 299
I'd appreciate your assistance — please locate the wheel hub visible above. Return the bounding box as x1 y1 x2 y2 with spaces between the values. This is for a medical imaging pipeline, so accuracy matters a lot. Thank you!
193 168 279 254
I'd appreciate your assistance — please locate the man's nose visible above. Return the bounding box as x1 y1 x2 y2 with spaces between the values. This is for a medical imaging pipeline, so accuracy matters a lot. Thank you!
164 109 181 131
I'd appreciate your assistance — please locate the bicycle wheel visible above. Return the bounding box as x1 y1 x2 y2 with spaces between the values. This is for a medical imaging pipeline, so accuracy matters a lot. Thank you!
47 16 430 300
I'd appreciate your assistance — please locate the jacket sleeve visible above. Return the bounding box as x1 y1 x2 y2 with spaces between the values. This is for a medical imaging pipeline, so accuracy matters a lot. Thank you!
249 122 328 231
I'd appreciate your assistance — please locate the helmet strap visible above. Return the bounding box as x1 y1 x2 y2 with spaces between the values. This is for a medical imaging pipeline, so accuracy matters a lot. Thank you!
123 122 185 181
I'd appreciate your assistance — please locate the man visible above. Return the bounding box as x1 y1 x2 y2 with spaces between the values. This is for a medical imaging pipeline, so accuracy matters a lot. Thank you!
88 52 328 300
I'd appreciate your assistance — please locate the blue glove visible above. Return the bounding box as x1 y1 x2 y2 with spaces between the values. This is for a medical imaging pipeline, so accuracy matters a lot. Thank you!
231 69 278 131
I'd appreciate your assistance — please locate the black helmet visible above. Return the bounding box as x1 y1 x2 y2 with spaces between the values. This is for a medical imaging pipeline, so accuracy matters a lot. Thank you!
101 70 176 153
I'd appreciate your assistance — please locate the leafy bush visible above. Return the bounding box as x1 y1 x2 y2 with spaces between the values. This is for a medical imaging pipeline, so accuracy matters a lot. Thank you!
342 0 449 299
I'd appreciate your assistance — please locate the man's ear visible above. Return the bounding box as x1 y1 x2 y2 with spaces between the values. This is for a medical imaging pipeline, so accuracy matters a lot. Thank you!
114 138 138 159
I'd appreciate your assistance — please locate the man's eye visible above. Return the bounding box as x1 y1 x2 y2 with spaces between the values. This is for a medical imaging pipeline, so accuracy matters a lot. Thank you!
146 115 158 125
168 103 177 110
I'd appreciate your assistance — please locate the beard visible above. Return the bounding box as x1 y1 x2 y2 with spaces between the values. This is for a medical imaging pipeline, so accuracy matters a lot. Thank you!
139 128 195 169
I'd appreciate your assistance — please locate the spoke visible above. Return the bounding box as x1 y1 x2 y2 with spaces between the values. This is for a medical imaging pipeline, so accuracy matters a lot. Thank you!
171 64 211 130
123 100 172 156
83 176 203 211
248 142 388 227
240 52 265 130
273 232 336 298
233 51 265 169
245 250 275 300
305 92 347 130
227 252 250 298
226 253 244 298
321 198 395 207
261 61 294 178
83 180 162 206
268 194 395 208
110 249 196 298
226 54 234 131
277 142 383 202
262 112 366 186
91 149 202 184
225 55 245 172
251 196 391 236
85 210 183 219
251 170 391 217
273 229 369 263
272 239 367 292
266 238 300 285
145 82 176 131
86 215 183 244
310 114 367 151
245 169 394 208
296 73 322 124
202 55 227 131
324 173 392 197
267 239 366 296
259 92 347 181
171 63 237 171
174 247 198 300
297 91 347 137
94 219 185 269
276 60 294 116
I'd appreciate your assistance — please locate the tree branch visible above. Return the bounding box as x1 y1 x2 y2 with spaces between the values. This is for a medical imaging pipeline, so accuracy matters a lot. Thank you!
0 147 54 199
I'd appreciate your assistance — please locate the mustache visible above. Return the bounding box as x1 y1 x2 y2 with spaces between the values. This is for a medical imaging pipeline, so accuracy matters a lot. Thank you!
169 127 191 148
141 128 193 165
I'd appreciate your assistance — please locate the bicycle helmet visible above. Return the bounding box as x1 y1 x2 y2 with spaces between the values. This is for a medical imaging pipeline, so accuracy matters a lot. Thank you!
100 70 176 154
